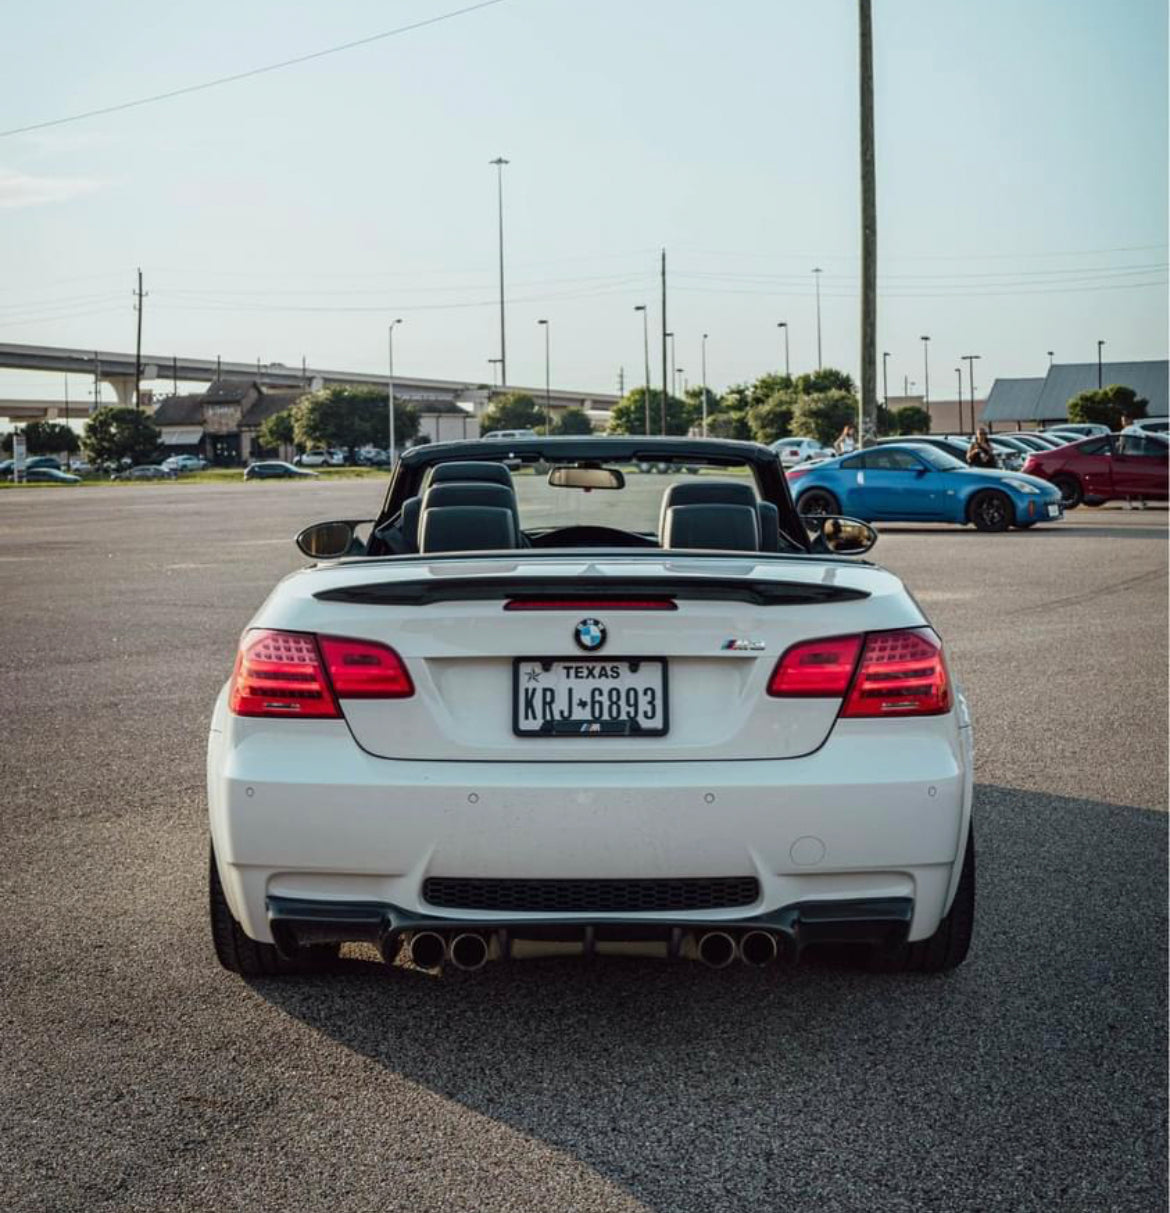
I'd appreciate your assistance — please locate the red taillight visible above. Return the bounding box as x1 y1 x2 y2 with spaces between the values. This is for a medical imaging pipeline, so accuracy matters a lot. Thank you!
228 629 413 717
841 628 950 717
767 628 951 717
504 598 677 611
768 635 863 697
228 630 339 718
785 467 811 481
317 635 414 698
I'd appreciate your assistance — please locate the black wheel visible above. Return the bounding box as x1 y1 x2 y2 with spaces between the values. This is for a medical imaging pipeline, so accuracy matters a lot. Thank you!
968 490 1012 532
1051 474 1083 509
209 843 338 976
871 826 975 973
796 489 840 518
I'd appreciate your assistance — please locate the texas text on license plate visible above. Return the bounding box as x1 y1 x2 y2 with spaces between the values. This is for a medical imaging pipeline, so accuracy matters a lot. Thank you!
513 658 668 737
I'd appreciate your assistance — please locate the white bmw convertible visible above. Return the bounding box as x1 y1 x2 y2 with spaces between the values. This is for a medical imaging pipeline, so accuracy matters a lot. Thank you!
208 436 974 977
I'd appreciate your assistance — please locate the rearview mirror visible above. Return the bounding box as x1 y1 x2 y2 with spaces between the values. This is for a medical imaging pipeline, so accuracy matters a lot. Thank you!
295 520 369 559
547 465 625 490
805 515 878 555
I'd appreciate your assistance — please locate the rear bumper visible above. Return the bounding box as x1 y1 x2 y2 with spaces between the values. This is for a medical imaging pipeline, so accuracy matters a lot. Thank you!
208 689 973 947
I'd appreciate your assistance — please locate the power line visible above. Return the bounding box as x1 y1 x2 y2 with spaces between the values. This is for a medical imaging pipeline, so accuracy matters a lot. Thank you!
0 0 507 139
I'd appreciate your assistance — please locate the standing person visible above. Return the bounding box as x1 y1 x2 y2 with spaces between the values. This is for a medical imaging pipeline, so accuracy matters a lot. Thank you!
966 427 997 469
834 424 857 456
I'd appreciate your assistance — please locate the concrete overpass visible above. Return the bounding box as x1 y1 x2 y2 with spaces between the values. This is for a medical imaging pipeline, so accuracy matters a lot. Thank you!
0 341 619 422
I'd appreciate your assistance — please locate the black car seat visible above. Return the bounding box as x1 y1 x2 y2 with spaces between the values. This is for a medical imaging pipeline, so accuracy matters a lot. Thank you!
657 480 758 539
422 481 520 530
662 503 760 552
418 505 518 553
429 461 514 487
756 501 782 552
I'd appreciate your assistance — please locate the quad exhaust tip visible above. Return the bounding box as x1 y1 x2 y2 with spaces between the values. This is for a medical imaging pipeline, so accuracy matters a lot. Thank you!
739 929 778 967
448 932 490 972
407 930 447 970
697 930 738 969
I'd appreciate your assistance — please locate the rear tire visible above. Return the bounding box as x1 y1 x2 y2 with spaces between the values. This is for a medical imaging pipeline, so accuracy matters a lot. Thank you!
969 490 1012 532
872 827 975 974
209 843 339 976
1051 474 1083 509
796 489 841 517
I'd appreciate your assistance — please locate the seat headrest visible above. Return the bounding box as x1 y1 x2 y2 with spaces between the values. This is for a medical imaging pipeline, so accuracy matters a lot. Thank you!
658 479 757 537
419 505 518 553
663 504 760 552
422 481 517 514
430 461 514 487
400 496 423 549
756 501 781 553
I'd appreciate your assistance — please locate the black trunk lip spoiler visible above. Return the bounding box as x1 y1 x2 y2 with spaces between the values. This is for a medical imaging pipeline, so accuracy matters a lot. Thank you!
313 575 870 607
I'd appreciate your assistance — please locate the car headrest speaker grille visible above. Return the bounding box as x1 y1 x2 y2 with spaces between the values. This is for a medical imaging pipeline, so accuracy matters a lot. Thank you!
419 505 518 553
663 503 760 552
430 461 514 486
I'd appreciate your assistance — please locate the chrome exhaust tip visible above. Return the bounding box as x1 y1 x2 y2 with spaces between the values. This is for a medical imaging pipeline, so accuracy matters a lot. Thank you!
739 930 778 967
407 930 447 970
696 931 738 969
448 932 490 972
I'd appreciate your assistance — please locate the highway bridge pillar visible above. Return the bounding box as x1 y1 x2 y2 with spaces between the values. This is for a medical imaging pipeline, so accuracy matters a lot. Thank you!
106 376 137 407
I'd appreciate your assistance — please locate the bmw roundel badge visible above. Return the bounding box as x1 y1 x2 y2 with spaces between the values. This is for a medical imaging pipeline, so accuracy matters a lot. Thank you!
574 618 607 652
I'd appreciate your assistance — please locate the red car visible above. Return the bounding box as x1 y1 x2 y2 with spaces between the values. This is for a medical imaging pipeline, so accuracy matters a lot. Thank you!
1021 431 1168 508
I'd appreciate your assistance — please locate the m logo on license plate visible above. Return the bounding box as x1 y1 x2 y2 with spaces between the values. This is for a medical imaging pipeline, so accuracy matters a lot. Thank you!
513 658 668 737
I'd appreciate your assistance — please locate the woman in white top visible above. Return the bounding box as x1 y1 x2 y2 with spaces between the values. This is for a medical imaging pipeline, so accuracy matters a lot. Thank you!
833 424 857 456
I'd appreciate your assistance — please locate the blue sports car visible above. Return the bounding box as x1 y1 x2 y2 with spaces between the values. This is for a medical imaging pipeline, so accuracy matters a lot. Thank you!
786 442 1064 531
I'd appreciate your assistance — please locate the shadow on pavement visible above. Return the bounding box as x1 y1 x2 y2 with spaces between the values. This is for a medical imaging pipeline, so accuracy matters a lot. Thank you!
255 785 1167 1211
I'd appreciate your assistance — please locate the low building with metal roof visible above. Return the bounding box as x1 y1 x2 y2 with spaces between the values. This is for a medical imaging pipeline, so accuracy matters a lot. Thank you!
982 361 1167 426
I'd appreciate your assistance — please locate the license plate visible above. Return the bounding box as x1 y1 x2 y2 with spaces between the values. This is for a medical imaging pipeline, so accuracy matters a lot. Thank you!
1046 502 1061 518
513 658 668 737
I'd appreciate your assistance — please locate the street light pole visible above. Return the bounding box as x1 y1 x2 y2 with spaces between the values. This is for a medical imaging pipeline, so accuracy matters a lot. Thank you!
489 157 509 385
882 350 889 411
635 305 651 434
955 367 963 434
1047 350 1054 368
961 354 981 435
487 358 501 386
538 319 551 432
1096 339 1105 389
920 335 930 406
812 267 823 369
701 333 709 437
666 331 676 404
777 321 789 377
388 318 403 466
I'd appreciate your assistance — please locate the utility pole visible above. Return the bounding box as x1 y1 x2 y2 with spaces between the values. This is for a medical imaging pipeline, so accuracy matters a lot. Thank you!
133 267 145 410
777 321 790 377
172 355 178 396
490 157 509 385
666 331 676 411
882 350 889 411
812 267 824 370
63 374 69 432
301 355 308 386
1096 339 1105 389
858 0 878 444
1047 350 1054 368
660 249 668 434
93 351 101 413
701 333 709 438
388 318 403 466
215 355 221 382
920 335 930 405
618 366 625 397
962 354 980 435
955 367 963 434
538 319 551 432
635 305 651 434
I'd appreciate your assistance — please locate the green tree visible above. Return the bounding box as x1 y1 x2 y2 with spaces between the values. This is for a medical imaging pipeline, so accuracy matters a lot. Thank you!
795 368 855 396
1067 384 1148 430
480 391 543 433
747 388 799 444
2 420 80 455
891 404 931 435
790 390 859 447
293 386 418 452
606 387 689 436
554 407 593 435
682 386 721 432
705 409 752 440
257 409 296 451
83 407 161 466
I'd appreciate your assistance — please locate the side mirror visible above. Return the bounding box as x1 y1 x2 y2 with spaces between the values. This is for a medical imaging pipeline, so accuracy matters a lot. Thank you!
295 520 370 559
805 515 878 555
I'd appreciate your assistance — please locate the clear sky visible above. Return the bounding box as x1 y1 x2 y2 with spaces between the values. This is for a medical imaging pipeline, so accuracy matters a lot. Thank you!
1 0 1166 404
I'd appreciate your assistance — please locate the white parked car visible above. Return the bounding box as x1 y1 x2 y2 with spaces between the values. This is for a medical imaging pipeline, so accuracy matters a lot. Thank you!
208 437 974 978
1124 417 1169 435
296 449 332 467
771 437 831 468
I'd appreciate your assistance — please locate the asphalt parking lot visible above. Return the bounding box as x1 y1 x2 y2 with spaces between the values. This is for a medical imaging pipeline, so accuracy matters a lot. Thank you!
2 478 1166 1213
